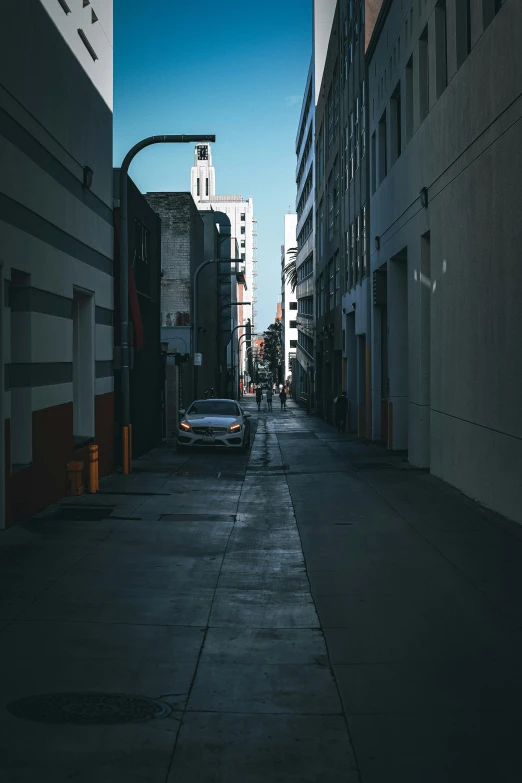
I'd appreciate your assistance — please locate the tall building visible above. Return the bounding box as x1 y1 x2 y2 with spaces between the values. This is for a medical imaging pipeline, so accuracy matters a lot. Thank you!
367 0 520 522
314 0 383 426
190 143 256 385
294 65 316 407
0 0 114 525
280 214 298 388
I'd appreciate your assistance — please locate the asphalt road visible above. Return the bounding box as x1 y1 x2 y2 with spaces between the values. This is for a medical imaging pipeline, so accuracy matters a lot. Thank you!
1 394 522 781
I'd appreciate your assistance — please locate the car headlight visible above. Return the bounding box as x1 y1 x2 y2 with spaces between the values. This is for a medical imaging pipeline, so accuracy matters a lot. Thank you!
229 423 242 433
179 421 191 431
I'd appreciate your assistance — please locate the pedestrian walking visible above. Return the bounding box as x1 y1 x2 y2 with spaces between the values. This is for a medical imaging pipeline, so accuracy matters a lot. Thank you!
279 388 287 411
256 386 263 411
266 387 273 411
334 391 348 433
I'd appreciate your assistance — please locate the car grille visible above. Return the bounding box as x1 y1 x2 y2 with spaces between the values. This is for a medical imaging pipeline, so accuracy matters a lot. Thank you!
192 426 228 435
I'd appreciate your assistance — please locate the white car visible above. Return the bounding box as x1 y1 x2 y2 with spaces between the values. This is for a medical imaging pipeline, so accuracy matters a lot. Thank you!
177 398 252 452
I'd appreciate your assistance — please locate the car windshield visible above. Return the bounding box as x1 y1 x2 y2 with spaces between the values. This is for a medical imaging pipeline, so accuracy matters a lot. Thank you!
187 400 239 416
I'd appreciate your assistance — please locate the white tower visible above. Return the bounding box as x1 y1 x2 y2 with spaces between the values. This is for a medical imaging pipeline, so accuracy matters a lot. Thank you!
190 143 216 203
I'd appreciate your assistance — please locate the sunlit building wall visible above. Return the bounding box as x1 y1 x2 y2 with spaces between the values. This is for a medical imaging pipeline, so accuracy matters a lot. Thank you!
368 0 521 521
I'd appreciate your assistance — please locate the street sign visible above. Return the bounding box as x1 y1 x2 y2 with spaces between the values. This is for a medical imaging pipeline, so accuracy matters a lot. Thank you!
194 353 202 366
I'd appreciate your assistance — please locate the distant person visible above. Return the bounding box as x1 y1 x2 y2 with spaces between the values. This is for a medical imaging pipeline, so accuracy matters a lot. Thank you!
334 391 348 433
266 387 273 411
256 386 263 411
279 388 287 411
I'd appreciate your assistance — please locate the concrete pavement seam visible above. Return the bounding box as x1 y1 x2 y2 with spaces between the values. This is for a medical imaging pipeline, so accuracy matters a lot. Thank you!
272 410 364 783
162 442 248 782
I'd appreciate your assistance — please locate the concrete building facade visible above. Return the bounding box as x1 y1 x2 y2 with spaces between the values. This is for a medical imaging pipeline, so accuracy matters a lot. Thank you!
314 0 383 427
113 173 162 460
280 214 298 388
367 0 521 521
294 66 316 407
190 143 255 386
0 0 114 525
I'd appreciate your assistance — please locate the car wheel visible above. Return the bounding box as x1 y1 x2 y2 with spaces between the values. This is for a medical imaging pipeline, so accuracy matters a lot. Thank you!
242 434 251 453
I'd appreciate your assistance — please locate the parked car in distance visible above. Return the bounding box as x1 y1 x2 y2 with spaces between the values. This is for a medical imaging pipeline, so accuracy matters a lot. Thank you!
177 398 252 452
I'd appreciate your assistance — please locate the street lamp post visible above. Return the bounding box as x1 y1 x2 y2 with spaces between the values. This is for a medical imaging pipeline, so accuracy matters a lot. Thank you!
216 302 251 398
119 134 215 473
237 332 250 399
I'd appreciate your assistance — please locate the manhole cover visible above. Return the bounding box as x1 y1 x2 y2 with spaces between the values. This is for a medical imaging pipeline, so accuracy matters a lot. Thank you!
6 692 173 725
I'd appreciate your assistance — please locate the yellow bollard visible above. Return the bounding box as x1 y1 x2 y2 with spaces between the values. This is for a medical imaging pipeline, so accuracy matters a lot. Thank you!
122 426 129 475
88 444 99 493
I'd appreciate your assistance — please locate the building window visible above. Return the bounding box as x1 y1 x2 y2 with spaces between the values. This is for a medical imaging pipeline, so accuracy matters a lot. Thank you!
361 81 366 159
241 226 246 234
197 178 200 197
317 200 324 258
241 240 246 248
419 26 429 122
371 132 376 194
298 331 313 356
241 253 245 261
354 97 360 171
362 206 367 278
378 110 387 183
297 253 313 283
329 260 335 309
77 29 98 61
334 251 341 305
298 209 313 250
391 82 402 162
298 296 313 316
206 178 209 196
317 124 324 185
327 172 334 241
241 213 246 221
289 320 297 329
349 222 355 287
434 0 448 100
58 0 71 13
354 214 360 283
405 57 413 144
348 111 354 181
333 163 340 234
290 340 297 348
290 301 298 310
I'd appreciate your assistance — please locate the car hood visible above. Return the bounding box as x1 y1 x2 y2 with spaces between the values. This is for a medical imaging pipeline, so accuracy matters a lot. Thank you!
185 415 240 427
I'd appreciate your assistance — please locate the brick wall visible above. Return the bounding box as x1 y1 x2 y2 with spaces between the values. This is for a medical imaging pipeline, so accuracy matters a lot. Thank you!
145 193 203 327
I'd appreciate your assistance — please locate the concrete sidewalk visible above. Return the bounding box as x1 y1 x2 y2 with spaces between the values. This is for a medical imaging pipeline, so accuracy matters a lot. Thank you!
1 396 522 781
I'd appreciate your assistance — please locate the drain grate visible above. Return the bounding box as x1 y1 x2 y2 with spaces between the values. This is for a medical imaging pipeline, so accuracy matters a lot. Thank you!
6 692 173 725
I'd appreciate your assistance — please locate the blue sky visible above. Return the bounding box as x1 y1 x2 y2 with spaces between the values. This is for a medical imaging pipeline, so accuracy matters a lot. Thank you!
114 0 312 331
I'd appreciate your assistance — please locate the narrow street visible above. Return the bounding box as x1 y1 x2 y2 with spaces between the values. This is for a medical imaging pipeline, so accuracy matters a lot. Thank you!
1 397 522 781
